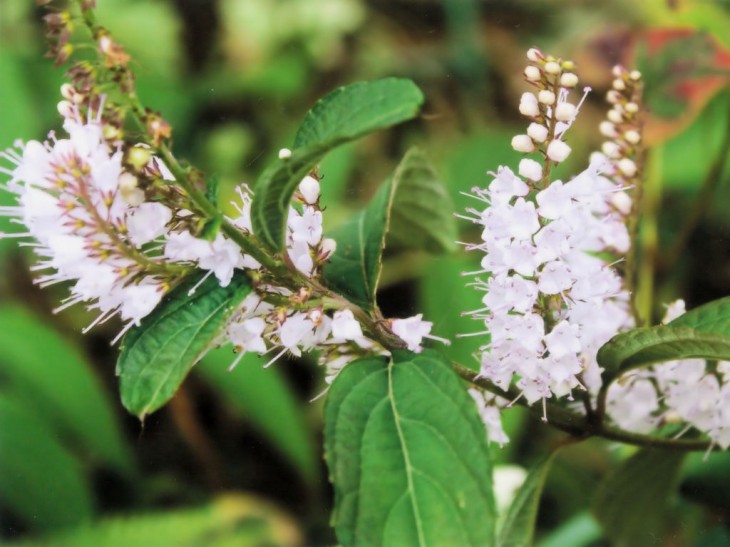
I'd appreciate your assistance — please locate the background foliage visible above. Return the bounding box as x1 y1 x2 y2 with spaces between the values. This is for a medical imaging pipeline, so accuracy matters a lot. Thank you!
1 0 729 544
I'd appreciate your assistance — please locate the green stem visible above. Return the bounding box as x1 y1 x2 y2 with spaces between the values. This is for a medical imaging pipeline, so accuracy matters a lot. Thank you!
635 147 662 324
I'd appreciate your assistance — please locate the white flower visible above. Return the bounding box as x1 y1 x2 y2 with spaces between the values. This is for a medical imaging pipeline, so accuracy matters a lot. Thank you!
546 139 571 162
299 175 320 205
126 202 173 246
331 309 364 341
390 314 433 352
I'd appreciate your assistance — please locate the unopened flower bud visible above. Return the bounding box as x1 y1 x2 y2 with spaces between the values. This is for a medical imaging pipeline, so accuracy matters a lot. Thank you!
562 60 575 71
629 70 642 81
118 172 145 206
524 66 541 81
625 102 639 114
526 48 542 62
612 78 626 91
560 73 578 88
618 158 637 177
278 148 292 159
527 123 548 143
554 102 576 122
518 158 543 181
299 175 320 205
601 141 621 158
624 130 641 144
57 100 74 119
127 146 152 170
612 65 624 78
60 83 75 101
538 90 556 105
519 93 539 117
320 238 337 260
610 191 632 215
511 135 535 153
547 139 571 162
607 108 623 124
544 61 560 74
606 90 621 104
599 121 618 138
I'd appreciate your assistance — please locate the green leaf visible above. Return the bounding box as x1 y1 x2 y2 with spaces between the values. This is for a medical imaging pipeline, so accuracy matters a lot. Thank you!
592 448 685 546
536 511 602 547
0 305 132 475
251 78 424 250
596 326 730 384
321 174 393 309
680 451 730 510
323 147 454 310
0 392 93 531
9 494 300 547
386 148 458 254
324 350 496 546
196 347 318 483
497 451 558 547
667 296 730 334
118 272 252 419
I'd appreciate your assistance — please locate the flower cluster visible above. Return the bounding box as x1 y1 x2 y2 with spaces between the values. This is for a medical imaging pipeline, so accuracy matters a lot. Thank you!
462 49 633 419
608 301 730 449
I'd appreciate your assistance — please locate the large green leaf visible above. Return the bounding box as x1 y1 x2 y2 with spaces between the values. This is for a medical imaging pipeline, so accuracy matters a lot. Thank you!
324 350 496 546
321 173 393 309
592 448 685 546
250 78 424 250
497 451 558 547
386 148 458 254
680 451 730 510
0 392 93 531
196 347 318 483
10 494 300 547
596 326 730 384
118 272 252 419
0 305 132 475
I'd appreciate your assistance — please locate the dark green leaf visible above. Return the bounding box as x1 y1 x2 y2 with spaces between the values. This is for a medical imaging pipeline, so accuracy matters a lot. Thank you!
498 451 558 547
596 326 730 384
8 494 300 547
680 451 730 510
251 78 424 250
324 350 496 546
386 148 458 254
592 448 685 546
0 305 132 474
0 393 93 531
322 177 393 309
196 347 318 483
118 272 252 419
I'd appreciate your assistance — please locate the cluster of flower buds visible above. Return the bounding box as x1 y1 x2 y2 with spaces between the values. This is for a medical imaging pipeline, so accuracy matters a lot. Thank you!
608 301 730 449
462 49 634 433
511 48 588 183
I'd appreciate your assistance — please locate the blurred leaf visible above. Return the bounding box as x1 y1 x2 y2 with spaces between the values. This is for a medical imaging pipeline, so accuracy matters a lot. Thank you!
0 305 132 474
0 392 93 531
196 347 318 483
680 451 730 510
12 494 300 547
251 78 424 250
592 448 685 546
386 148 458 254
536 511 602 547
118 273 251 419
497 451 558 547
597 328 730 384
324 350 496 546
660 90 730 190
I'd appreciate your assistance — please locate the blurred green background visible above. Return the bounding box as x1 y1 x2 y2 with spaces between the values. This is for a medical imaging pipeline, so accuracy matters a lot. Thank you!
1 0 730 545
